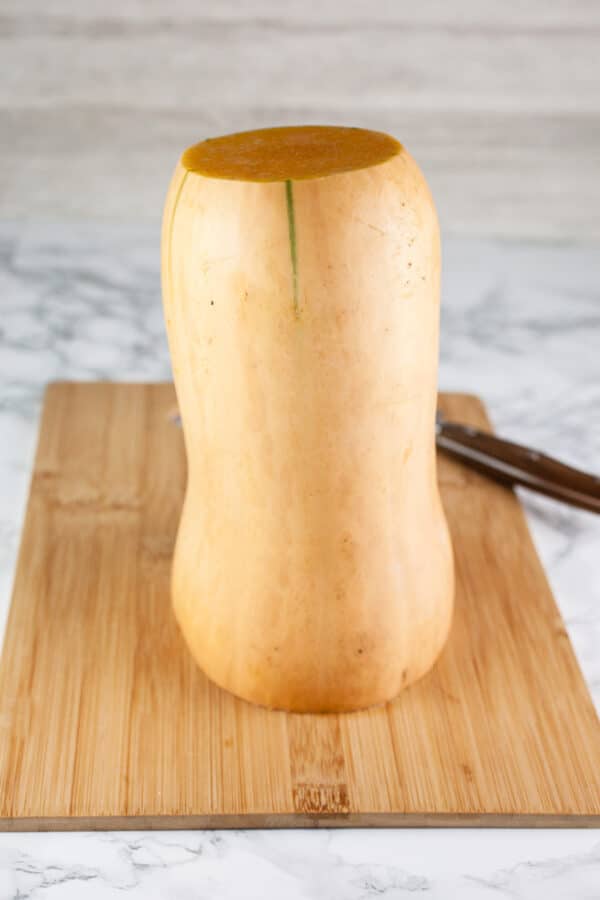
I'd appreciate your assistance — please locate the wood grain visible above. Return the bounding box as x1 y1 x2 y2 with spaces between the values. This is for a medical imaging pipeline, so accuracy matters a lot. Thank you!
0 382 598 830
1 1 600 238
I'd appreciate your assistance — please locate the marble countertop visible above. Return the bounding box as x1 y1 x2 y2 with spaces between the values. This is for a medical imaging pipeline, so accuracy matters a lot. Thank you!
0 222 599 897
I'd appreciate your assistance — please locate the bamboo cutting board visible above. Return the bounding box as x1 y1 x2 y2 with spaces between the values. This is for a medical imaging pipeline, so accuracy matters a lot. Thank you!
0 383 598 830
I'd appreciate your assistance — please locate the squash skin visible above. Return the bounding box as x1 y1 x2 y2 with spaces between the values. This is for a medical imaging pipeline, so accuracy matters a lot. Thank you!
161 139 454 713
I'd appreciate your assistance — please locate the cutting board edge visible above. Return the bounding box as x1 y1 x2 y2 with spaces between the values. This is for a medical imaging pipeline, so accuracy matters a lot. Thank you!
1 812 599 832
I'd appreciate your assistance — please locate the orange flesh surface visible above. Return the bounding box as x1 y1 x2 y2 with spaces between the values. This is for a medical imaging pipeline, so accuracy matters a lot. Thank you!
181 125 402 182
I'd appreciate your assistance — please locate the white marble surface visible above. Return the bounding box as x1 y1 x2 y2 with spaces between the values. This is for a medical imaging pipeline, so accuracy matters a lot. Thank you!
0 222 599 897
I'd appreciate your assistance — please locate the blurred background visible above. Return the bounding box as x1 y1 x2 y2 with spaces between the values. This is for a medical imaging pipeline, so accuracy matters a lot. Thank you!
2 0 599 240
2 4 600 891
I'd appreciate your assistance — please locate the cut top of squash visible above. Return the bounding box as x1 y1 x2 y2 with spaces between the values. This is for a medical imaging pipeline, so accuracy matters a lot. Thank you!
181 125 401 183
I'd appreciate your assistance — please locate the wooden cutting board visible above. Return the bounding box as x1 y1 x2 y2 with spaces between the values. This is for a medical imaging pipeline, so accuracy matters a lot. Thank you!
0 383 598 831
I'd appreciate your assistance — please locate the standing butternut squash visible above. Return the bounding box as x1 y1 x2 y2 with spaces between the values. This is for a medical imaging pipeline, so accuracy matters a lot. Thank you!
162 125 454 712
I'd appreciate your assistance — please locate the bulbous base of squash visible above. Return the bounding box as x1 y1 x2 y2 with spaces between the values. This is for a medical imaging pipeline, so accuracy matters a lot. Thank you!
175 610 453 715
170 509 454 714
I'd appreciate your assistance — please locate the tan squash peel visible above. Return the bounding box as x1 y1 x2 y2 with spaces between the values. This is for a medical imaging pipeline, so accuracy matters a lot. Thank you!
162 125 454 712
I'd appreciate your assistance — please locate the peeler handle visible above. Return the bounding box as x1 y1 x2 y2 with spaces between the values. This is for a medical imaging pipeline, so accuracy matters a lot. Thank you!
436 419 600 514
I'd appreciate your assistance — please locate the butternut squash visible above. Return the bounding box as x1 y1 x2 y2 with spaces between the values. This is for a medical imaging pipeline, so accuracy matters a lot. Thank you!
161 125 454 712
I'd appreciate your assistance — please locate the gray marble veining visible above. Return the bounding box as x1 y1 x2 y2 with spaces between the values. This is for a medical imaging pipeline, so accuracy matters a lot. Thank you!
0 222 599 897
2 829 600 898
